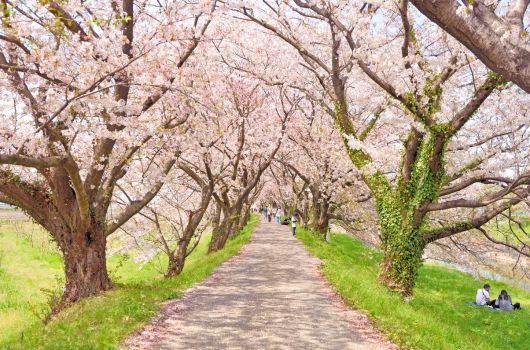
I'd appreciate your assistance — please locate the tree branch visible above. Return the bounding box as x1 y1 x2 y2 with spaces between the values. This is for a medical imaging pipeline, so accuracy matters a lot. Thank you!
43 1 89 40
477 227 529 258
440 175 512 197
0 154 68 168
409 0 530 92
105 157 177 235
449 73 504 134
422 187 529 243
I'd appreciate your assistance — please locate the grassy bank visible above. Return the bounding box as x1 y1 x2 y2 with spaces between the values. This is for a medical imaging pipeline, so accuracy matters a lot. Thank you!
0 214 259 349
0 220 63 345
297 228 530 350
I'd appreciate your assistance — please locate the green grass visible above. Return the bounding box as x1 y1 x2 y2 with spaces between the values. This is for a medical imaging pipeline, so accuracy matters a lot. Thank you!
0 220 64 344
297 228 530 350
0 214 259 349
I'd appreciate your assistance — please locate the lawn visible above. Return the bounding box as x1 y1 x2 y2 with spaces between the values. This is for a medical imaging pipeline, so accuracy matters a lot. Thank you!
297 227 530 350
0 220 64 344
0 214 259 349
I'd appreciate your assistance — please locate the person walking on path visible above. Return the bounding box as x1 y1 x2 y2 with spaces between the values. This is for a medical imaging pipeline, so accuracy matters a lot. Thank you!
291 212 298 236
263 207 268 220
276 208 282 223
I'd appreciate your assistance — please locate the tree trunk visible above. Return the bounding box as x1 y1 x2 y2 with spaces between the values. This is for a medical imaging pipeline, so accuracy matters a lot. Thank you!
378 224 425 297
375 132 446 297
165 189 212 278
208 227 230 253
301 200 309 227
209 205 244 253
313 213 329 237
208 215 230 253
226 214 238 238
312 199 330 237
375 179 433 296
165 249 186 277
236 203 250 233
242 206 250 226
60 226 112 306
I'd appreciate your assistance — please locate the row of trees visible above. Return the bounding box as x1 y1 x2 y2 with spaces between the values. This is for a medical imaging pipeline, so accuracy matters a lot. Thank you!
234 0 529 296
0 0 528 311
0 0 286 309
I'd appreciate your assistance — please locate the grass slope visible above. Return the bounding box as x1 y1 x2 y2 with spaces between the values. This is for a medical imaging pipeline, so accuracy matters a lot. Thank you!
0 214 259 349
0 220 64 345
297 228 530 350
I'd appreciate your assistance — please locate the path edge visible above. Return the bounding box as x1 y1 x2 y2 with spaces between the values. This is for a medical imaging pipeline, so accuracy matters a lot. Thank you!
121 219 262 349
295 229 400 350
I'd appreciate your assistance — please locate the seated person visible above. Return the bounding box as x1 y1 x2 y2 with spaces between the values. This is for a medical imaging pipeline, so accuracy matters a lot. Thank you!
281 218 290 225
475 284 495 306
494 290 521 310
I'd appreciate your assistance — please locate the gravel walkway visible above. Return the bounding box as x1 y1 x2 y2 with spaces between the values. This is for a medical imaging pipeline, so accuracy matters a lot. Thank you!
125 221 398 350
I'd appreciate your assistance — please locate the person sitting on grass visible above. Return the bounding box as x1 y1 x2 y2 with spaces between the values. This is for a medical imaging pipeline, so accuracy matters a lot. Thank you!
475 284 495 306
494 290 521 310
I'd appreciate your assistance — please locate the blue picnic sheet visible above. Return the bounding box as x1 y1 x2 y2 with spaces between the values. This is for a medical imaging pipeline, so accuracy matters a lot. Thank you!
465 301 503 311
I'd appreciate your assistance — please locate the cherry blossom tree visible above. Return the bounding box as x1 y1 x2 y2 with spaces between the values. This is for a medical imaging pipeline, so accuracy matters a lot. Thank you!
202 80 293 253
267 162 311 225
275 109 369 236
118 164 214 277
0 0 215 307
234 0 529 296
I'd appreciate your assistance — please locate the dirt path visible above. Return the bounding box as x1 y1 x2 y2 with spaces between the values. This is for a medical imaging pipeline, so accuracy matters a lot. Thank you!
125 221 398 350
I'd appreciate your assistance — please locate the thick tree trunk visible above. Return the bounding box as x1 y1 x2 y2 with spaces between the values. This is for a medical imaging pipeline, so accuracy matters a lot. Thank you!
165 249 186 277
226 215 237 238
242 206 250 226
301 200 309 227
208 215 230 253
236 203 250 233
378 227 425 297
229 203 243 237
60 226 112 306
208 228 230 253
376 186 430 297
210 196 250 254
376 132 446 297
312 199 330 237
313 213 329 237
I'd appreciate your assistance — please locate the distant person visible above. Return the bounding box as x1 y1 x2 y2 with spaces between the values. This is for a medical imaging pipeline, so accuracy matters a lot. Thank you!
494 290 521 310
275 208 281 223
263 207 268 220
291 212 298 236
475 284 494 306
267 206 272 222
